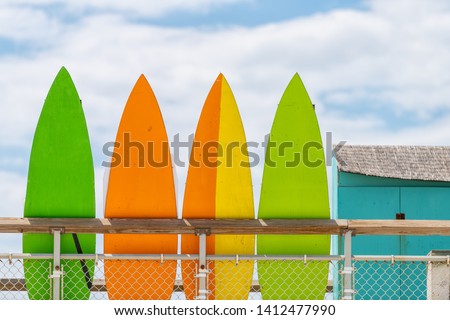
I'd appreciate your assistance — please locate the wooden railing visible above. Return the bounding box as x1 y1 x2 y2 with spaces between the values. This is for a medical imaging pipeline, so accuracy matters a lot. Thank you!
1 218 450 235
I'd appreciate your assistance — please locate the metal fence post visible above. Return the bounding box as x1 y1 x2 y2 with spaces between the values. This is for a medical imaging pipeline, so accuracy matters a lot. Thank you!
342 230 354 300
195 229 210 300
51 228 63 300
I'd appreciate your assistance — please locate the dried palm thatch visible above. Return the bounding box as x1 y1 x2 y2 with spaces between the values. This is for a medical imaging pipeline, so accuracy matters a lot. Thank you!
334 145 450 182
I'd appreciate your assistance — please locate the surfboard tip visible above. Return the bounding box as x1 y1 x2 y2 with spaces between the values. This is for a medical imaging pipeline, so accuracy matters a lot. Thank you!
285 72 308 94
56 66 71 79
132 74 153 94
49 66 78 99
290 72 302 84
138 73 147 81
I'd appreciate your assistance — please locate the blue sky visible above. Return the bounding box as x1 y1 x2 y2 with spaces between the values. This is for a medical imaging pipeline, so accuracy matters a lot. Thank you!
1 0 450 251
141 0 366 27
19 0 366 27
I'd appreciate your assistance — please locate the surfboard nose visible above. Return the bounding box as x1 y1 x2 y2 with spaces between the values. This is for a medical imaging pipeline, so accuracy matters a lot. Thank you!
280 73 313 108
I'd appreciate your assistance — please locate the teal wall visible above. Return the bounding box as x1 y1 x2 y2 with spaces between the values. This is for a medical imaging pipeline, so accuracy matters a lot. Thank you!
332 159 450 299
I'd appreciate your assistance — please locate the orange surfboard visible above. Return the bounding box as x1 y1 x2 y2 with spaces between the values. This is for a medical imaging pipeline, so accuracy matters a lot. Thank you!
182 74 255 300
104 75 177 300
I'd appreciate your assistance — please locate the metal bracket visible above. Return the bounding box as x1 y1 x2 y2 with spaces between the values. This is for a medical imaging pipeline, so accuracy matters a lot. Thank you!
50 227 65 235
195 273 207 279
343 289 356 295
340 266 354 275
341 228 355 237
195 268 210 278
194 228 211 236
49 270 63 279
195 289 211 300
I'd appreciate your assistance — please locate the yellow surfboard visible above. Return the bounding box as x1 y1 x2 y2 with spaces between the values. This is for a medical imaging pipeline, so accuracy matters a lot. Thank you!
104 75 178 300
182 74 254 300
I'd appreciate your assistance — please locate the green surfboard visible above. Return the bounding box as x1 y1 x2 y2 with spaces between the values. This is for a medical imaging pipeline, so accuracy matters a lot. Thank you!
23 67 95 300
257 73 330 300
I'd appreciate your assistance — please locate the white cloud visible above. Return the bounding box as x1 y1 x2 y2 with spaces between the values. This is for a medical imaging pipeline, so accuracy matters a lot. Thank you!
0 171 26 217
0 4 61 43
0 156 27 168
0 171 25 252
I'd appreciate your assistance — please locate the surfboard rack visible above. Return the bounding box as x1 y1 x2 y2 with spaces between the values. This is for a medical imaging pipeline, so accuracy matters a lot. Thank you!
3 218 450 300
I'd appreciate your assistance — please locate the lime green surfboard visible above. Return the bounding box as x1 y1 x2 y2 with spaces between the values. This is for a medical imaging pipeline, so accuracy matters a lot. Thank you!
23 67 95 300
257 74 330 300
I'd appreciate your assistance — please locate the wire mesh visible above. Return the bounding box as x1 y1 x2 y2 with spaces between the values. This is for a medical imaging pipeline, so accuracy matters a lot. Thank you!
352 260 428 300
0 255 443 300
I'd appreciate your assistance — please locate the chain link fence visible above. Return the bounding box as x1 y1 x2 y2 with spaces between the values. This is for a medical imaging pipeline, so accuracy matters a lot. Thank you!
352 260 427 300
1 254 446 300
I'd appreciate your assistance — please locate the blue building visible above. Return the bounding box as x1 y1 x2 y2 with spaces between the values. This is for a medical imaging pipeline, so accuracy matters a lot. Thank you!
332 145 450 299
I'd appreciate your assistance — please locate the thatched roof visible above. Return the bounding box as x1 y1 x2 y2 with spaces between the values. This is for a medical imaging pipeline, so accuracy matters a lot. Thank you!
334 145 450 182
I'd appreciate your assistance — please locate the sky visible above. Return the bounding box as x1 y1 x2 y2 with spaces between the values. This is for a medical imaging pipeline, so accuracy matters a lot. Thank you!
1 0 450 251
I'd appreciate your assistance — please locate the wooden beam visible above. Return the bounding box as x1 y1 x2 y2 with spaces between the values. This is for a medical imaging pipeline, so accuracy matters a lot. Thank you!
0 218 450 235
0 218 346 235
348 219 450 236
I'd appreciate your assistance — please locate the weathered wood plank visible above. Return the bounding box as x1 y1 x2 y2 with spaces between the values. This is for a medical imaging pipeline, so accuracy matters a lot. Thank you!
1 218 450 235
0 218 347 235
348 219 450 235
